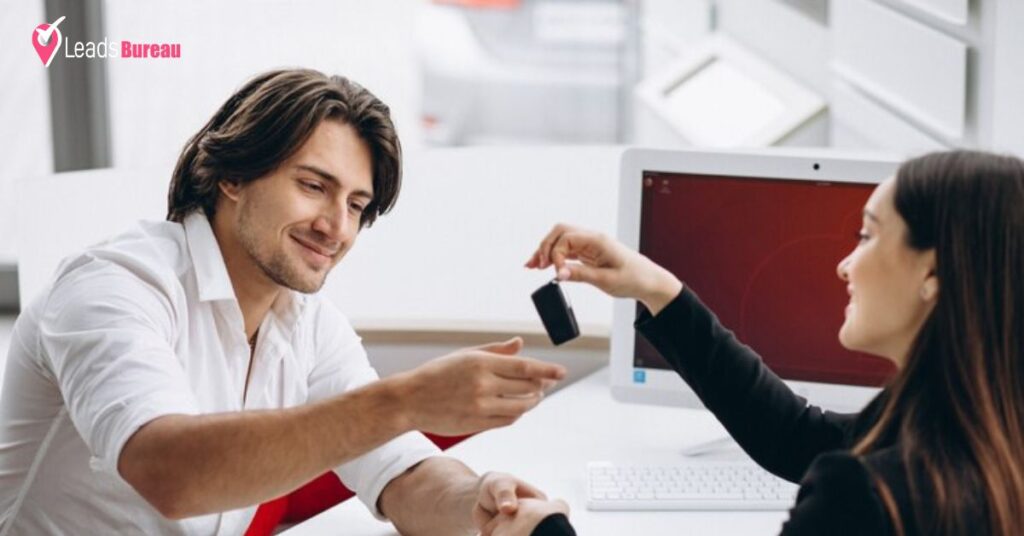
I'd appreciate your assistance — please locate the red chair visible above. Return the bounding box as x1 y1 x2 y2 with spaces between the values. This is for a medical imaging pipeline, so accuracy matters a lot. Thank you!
245 434 469 535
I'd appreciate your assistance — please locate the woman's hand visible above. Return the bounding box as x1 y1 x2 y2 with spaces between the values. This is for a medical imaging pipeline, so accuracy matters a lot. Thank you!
481 498 570 536
525 223 682 315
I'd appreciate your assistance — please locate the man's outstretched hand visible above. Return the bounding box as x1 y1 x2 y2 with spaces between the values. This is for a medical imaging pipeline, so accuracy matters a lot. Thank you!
395 338 567 437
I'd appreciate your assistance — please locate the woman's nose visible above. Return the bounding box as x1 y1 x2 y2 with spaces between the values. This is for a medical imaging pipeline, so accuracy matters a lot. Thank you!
836 254 851 282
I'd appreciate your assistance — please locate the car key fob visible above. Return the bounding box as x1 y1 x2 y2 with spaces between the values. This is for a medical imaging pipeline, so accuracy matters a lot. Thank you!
531 279 580 345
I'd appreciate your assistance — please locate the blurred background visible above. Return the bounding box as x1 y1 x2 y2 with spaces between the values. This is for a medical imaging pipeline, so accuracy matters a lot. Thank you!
2 0 1023 384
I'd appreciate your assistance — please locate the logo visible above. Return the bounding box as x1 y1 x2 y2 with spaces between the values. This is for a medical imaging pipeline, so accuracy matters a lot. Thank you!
31 15 181 67
633 369 646 384
32 16 65 67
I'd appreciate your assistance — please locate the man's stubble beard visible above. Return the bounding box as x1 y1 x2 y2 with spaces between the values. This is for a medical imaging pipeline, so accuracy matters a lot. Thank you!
236 207 328 295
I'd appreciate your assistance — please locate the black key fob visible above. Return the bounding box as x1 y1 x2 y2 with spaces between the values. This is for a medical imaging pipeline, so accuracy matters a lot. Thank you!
531 279 580 345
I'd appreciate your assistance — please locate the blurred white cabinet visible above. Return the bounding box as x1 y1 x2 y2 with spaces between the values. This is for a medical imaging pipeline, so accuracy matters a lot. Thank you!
830 80 946 156
716 0 831 96
832 0 967 140
899 0 969 25
634 36 826 149
641 0 1023 158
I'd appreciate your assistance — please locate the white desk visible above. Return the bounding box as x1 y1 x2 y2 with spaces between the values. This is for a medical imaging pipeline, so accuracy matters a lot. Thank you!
284 367 787 535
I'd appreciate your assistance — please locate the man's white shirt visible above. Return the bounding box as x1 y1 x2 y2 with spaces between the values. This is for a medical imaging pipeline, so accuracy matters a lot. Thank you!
0 212 439 535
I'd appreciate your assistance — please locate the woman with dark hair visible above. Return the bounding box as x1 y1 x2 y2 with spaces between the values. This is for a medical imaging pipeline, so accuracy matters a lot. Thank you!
496 150 1024 535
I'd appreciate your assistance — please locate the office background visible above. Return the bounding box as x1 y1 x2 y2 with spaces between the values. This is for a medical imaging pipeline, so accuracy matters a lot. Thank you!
2 0 1024 386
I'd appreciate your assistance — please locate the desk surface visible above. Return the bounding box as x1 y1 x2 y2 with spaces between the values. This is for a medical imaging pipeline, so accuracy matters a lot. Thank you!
284 367 788 535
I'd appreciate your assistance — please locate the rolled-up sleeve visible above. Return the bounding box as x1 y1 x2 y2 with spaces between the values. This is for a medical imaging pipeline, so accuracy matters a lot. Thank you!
306 300 440 520
38 260 200 479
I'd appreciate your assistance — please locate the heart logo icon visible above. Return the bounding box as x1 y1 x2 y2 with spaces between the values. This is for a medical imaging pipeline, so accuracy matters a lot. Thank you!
32 16 65 67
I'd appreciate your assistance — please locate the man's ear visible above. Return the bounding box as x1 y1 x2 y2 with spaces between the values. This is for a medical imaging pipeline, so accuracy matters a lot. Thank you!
218 180 243 202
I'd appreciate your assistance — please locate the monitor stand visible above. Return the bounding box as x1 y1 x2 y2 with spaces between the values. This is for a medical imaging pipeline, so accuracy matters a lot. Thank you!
680 436 741 457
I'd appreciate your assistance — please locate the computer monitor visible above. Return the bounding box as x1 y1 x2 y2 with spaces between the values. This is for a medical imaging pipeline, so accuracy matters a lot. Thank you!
611 148 902 413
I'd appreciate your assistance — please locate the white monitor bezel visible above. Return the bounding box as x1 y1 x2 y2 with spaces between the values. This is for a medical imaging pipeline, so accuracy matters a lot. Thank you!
611 148 902 413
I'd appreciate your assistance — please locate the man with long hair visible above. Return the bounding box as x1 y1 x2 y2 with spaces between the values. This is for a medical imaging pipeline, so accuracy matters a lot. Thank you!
0 69 565 534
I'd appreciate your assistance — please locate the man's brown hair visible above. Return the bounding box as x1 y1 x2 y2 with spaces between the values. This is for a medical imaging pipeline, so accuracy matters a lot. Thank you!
167 68 401 227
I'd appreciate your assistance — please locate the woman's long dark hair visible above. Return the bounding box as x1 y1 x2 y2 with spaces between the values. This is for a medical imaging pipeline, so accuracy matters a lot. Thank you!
853 150 1024 535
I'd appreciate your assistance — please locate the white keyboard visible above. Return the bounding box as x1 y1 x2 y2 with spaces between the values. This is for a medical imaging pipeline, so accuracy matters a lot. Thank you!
586 461 799 511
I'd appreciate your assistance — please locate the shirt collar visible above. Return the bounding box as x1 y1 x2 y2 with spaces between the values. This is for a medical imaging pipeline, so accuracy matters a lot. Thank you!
182 211 308 330
183 211 237 303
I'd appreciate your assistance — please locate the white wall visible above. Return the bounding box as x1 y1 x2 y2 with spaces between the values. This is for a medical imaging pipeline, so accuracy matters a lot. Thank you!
16 147 624 333
990 0 1024 156
323 146 622 332
103 0 425 171
0 0 54 264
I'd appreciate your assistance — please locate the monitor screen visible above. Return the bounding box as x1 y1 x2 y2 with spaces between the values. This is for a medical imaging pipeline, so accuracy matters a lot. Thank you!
634 171 896 387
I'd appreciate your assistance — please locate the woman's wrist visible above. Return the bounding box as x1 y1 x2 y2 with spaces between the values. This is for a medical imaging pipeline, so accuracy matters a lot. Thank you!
637 264 683 316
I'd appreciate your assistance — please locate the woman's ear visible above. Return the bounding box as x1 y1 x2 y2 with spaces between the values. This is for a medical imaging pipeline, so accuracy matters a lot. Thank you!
919 249 939 302
921 277 939 302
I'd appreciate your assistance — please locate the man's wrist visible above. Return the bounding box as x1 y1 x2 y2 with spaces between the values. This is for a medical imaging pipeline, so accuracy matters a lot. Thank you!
378 457 480 536
453 470 485 535
365 373 417 435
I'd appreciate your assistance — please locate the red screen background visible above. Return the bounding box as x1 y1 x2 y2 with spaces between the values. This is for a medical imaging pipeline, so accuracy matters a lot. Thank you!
634 172 896 386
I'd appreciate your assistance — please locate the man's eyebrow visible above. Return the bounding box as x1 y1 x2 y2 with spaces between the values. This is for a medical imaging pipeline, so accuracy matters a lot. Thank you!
863 209 881 223
295 164 373 200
